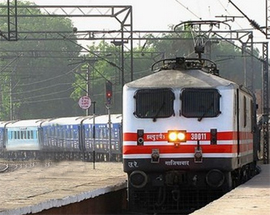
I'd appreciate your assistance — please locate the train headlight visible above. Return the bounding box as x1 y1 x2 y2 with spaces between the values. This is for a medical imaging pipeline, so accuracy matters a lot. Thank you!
168 130 186 142
168 131 178 142
177 132 186 141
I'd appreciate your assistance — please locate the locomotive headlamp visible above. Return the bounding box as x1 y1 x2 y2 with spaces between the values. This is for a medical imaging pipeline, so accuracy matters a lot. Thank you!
168 131 178 142
177 132 186 141
168 130 186 142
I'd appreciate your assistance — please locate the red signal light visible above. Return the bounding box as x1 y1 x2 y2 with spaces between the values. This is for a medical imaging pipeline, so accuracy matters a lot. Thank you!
106 91 112 97
106 81 113 104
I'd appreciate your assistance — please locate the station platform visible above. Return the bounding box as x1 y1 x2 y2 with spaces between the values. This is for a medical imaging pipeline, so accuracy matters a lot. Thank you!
0 161 269 215
0 161 127 215
191 163 270 215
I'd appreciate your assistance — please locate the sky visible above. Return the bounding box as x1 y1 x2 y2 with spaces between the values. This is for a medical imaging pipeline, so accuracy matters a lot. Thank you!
28 0 266 32
33 0 268 50
1 0 268 47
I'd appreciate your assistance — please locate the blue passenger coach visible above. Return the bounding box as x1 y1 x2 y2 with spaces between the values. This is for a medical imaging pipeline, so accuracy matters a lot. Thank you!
0 122 7 157
82 114 122 161
4 119 45 159
0 114 122 161
41 117 85 160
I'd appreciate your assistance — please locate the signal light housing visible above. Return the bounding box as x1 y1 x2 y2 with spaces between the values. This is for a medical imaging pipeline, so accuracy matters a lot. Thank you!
105 81 113 104
168 130 186 143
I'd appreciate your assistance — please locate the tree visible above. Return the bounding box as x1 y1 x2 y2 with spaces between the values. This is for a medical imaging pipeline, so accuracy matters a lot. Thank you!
0 1 81 120
71 29 263 116
148 29 262 89
71 40 157 115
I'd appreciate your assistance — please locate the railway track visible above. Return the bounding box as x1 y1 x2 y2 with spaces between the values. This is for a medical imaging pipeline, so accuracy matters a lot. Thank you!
0 160 55 173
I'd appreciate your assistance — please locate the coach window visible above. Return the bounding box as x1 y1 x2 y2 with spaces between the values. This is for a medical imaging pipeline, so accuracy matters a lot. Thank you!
72 128 76 139
181 88 220 120
63 127 66 139
86 126 91 138
134 88 175 120
51 127 55 137
89 127 93 138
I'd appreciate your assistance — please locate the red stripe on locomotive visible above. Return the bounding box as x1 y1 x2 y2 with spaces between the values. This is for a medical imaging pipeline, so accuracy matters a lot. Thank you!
123 131 253 141
123 131 253 155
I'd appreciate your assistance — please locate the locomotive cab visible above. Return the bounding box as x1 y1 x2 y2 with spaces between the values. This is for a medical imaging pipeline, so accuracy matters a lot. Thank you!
123 57 259 213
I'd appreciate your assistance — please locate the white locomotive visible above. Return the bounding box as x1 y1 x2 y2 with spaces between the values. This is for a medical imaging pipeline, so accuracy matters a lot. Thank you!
122 57 260 213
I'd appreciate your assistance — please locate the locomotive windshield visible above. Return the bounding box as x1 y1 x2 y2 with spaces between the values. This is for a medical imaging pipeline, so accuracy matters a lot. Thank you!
181 88 220 119
134 89 175 120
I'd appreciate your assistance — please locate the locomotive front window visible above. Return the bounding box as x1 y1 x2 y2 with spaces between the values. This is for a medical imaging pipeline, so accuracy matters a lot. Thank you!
181 88 220 119
134 89 175 120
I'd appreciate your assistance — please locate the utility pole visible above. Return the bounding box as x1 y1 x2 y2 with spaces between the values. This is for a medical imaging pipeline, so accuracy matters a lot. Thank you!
262 43 269 164
86 64 91 116
105 80 113 161
106 105 112 162
92 101 96 169
267 0 270 38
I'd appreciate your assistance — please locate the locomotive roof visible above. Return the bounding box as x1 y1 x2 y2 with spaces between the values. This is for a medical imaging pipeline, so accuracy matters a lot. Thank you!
125 68 236 89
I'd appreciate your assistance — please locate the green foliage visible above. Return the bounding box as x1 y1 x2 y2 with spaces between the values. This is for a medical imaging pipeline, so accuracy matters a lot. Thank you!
0 1 81 120
73 29 263 115
71 40 159 114
0 2 263 118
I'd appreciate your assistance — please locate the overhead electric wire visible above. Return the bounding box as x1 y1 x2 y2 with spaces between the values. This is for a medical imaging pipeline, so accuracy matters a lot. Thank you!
217 0 244 30
11 86 75 103
0 65 79 100
0 56 21 73
11 88 123 106
175 0 246 32
58 32 122 71
0 9 123 111
15 63 80 87
0 64 80 103
6 83 73 96
174 0 201 20
217 0 229 15
0 21 82 97
11 96 73 105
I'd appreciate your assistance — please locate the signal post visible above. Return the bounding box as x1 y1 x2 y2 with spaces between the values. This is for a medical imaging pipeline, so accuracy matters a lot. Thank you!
106 81 113 161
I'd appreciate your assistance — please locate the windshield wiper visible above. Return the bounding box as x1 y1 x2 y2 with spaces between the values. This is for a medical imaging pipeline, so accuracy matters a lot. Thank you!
198 102 213 122
153 101 165 122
